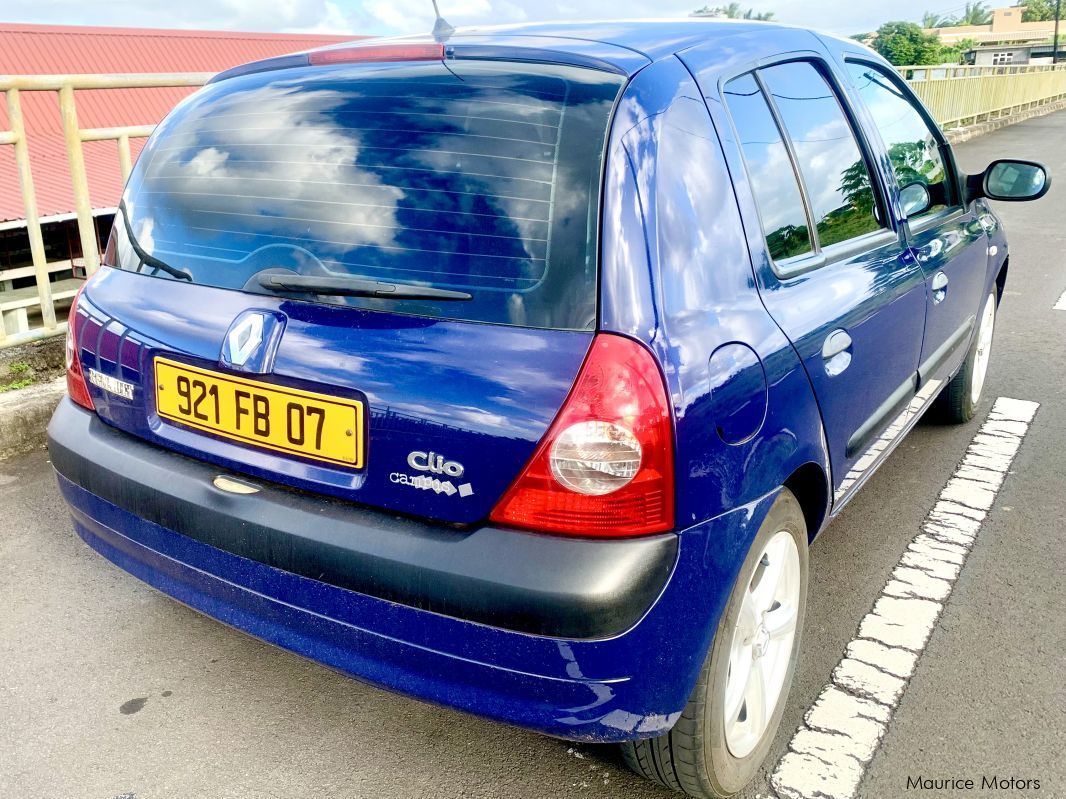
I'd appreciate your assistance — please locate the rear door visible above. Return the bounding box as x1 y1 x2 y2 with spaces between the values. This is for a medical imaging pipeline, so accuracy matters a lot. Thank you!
844 60 988 386
719 59 926 498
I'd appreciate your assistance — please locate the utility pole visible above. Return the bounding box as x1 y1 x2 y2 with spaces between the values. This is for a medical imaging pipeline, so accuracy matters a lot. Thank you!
1055 0 1062 65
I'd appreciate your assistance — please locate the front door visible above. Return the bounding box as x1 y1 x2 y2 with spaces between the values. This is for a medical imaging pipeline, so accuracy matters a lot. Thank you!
844 60 988 386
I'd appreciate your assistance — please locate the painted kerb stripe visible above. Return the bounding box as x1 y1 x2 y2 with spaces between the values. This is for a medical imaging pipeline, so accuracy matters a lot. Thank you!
769 396 1039 799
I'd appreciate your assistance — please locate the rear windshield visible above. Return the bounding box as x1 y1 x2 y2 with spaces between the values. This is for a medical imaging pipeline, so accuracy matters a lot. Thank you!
111 59 625 330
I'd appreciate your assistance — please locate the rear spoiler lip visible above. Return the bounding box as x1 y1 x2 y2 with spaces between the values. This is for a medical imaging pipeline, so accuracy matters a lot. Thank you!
209 40 644 84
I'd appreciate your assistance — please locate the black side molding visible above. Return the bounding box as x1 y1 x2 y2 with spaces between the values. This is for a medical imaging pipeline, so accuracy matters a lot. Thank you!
845 314 976 460
846 373 918 459
48 400 678 640
918 314 976 387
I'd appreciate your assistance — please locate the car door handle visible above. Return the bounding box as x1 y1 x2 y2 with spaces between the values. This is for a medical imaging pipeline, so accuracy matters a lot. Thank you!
931 271 948 304
822 329 853 376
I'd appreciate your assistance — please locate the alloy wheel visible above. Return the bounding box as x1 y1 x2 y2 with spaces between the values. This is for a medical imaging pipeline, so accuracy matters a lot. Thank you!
723 530 801 759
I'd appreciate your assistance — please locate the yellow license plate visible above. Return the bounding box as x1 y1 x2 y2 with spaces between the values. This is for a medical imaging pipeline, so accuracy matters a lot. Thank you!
154 358 364 468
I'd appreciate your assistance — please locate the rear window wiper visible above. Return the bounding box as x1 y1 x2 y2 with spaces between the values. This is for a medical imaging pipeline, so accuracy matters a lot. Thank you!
256 273 472 301
117 201 192 282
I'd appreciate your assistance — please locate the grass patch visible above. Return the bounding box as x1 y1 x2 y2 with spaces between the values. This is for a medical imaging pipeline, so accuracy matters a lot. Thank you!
0 377 35 393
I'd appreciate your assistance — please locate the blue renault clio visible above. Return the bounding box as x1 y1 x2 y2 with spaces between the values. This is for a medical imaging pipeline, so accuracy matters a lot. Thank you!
49 20 1049 797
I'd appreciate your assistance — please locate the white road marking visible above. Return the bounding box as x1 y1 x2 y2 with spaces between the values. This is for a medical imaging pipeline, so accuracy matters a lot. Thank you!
769 397 1039 799
1054 290 1066 311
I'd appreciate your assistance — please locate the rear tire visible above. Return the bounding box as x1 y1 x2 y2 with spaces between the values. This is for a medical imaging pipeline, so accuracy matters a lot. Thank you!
620 489 808 798
933 290 997 424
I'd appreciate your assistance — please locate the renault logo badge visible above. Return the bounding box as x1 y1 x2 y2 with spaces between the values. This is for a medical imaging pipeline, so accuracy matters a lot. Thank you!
227 314 264 366
220 310 285 374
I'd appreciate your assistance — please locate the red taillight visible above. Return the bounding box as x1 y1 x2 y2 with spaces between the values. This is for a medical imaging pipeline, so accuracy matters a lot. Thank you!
490 334 675 538
65 285 94 411
308 43 445 66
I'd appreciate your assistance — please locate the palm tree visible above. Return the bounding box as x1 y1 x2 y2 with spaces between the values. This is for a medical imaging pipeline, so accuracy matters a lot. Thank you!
922 11 944 27
692 3 773 18
957 1 993 25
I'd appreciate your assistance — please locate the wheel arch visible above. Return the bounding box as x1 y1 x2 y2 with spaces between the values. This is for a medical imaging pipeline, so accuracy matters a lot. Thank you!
994 255 1009 304
783 461 830 542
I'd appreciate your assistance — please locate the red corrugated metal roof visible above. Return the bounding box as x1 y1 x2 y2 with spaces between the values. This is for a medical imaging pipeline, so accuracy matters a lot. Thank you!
0 23 358 224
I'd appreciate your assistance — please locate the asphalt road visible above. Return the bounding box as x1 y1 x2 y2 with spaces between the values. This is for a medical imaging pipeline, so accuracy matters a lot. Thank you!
2 111 1064 799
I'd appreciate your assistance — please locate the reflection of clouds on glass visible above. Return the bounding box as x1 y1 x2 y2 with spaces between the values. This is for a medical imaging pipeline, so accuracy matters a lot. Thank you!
742 132 800 236
147 85 406 260
121 62 622 330
136 217 155 251
796 117 853 214
761 62 881 246
846 63 948 214
723 72 812 261
185 146 229 176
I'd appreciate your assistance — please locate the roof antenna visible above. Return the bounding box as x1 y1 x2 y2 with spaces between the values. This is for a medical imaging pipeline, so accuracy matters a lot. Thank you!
430 0 455 41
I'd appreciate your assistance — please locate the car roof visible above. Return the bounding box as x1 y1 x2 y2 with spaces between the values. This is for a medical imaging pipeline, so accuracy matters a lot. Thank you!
449 19 780 60
303 19 836 78
217 20 875 85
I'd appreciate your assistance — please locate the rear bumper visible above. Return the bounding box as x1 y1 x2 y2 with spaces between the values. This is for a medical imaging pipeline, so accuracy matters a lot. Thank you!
49 399 775 741
48 398 676 640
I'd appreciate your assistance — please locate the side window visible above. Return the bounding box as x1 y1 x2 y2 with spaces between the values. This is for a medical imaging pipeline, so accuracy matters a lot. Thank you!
845 61 954 219
723 73 813 262
758 62 884 248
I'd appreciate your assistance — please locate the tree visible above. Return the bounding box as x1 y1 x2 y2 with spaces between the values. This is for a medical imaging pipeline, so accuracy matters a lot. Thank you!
692 3 739 16
872 21 946 65
940 36 978 63
957 1 993 24
839 159 875 217
1015 0 1063 21
921 11 960 27
691 3 774 19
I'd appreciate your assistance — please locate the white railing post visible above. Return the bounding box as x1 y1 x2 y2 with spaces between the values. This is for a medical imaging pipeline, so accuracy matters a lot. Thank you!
117 133 133 183
58 84 100 276
0 72 213 348
5 88 56 335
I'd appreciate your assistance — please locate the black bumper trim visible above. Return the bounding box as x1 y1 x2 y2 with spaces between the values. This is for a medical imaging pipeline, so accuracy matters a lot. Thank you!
48 399 677 639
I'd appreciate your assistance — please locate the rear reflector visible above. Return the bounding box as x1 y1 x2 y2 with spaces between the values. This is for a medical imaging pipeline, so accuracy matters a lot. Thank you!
490 334 674 538
65 284 95 411
308 44 445 66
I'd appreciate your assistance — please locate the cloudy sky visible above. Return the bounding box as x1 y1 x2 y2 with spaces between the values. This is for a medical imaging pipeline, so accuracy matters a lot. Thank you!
3 0 972 39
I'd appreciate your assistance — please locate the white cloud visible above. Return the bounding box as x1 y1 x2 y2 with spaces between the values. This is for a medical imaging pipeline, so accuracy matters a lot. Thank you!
362 0 498 33
4 0 943 39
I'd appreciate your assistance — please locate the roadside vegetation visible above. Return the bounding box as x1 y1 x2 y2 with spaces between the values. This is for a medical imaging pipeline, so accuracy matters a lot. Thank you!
853 0 1063 65
691 3 775 19
0 363 35 393
0 338 65 393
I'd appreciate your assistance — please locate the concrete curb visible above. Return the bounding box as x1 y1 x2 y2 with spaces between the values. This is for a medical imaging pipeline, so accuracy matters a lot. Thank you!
0 377 65 460
943 99 1066 144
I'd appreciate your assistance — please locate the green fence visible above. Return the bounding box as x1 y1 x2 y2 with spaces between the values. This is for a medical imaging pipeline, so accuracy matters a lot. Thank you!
898 63 1066 129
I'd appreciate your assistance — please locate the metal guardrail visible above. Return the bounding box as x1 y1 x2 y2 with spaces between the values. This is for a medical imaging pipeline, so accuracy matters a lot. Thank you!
898 63 1066 129
0 73 211 347
1 65 1065 347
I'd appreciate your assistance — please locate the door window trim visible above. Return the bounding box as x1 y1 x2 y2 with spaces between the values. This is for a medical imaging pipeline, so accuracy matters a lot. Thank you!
719 54 899 280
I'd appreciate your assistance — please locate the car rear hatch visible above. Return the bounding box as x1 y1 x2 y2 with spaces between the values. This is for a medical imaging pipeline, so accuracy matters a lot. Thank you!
75 47 626 526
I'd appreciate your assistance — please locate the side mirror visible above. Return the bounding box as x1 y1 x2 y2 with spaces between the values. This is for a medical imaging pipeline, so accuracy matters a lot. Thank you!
899 181 932 217
967 159 1050 203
